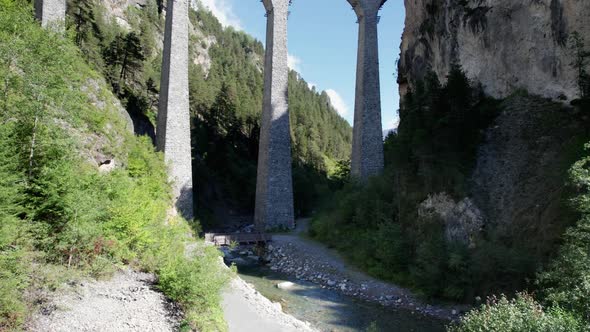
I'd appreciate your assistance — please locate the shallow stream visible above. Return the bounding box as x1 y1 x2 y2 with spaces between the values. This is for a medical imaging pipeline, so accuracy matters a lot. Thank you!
237 265 447 332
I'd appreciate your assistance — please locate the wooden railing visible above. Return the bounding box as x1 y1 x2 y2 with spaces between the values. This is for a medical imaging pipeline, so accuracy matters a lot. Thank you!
205 233 272 246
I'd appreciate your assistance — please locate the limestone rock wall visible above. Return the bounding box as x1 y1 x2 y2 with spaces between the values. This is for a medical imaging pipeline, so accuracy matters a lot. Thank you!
418 193 483 247
469 94 585 252
99 0 213 76
399 0 590 100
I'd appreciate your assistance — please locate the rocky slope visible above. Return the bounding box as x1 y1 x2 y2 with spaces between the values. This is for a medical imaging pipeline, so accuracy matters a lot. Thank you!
470 94 586 251
101 0 214 73
421 93 586 253
399 0 590 100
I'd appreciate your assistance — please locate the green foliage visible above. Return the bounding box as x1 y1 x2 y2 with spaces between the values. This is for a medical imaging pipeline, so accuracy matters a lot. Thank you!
0 3 228 330
103 32 147 90
157 240 228 331
395 65 499 198
570 32 590 100
538 141 590 323
67 0 98 47
0 115 30 330
448 294 584 332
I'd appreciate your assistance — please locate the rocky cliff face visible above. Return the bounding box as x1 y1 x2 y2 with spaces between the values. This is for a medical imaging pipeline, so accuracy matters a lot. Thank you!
399 1 590 252
399 0 590 100
470 94 585 253
100 0 214 75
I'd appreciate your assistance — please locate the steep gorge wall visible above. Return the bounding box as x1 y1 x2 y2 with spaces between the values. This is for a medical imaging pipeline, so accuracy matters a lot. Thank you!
399 0 590 251
399 0 590 100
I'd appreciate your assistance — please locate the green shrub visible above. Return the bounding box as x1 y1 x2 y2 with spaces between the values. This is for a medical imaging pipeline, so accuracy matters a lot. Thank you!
157 240 229 331
538 143 590 322
448 293 584 332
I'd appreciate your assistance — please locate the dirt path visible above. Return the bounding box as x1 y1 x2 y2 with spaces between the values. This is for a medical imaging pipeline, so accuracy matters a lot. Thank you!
27 269 182 332
27 257 314 332
267 219 464 321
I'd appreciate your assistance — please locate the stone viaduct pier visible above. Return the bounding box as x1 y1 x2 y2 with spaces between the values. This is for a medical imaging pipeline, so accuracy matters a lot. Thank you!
34 0 388 228
348 0 386 181
254 0 295 231
34 0 65 28
156 0 194 219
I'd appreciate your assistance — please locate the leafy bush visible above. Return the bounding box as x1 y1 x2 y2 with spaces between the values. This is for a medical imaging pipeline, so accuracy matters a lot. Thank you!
538 142 590 322
448 294 584 332
156 237 228 331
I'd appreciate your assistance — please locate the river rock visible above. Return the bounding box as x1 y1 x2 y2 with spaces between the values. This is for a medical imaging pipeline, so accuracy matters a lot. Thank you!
276 282 295 290
230 258 248 266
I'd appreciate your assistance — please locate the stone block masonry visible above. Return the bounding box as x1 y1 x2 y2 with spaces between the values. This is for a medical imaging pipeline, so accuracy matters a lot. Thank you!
255 0 295 231
348 0 386 181
156 0 194 220
34 0 66 29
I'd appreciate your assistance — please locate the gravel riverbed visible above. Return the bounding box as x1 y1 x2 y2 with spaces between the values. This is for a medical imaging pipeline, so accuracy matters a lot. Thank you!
222 220 467 322
27 270 182 332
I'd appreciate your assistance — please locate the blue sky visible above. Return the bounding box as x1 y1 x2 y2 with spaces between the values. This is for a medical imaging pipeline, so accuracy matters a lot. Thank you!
198 0 405 130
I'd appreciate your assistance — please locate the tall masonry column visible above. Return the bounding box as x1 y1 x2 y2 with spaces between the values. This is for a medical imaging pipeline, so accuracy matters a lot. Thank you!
34 0 66 29
348 0 386 181
156 0 194 220
255 0 295 231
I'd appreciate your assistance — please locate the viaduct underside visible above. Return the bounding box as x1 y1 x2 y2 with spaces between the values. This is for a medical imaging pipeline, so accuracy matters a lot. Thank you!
34 0 388 230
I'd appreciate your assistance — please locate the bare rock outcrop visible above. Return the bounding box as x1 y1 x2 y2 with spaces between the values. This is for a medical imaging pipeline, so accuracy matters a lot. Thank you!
399 0 590 101
470 94 586 252
418 193 484 247
99 0 214 76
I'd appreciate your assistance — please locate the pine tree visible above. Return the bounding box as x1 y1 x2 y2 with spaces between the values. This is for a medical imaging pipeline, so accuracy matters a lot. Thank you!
102 32 145 91
120 32 145 81
209 82 239 138
68 0 96 46
570 32 590 99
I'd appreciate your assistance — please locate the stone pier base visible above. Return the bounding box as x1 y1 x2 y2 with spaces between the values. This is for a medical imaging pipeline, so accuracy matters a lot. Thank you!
254 0 295 231
348 0 386 181
34 0 66 29
156 0 194 220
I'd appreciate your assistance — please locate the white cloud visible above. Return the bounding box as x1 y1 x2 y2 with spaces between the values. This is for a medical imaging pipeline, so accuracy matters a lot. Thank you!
307 82 317 90
325 89 349 117
384 117 400 131
196 0 242 30
287 54 302 73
